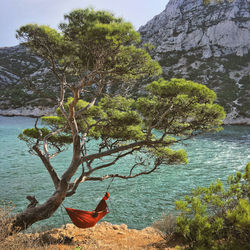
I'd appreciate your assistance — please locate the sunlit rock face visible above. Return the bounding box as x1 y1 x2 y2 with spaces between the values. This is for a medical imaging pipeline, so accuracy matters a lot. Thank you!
139 0 250 58
0 0 249 124
0 45 57 114
139 0 250 124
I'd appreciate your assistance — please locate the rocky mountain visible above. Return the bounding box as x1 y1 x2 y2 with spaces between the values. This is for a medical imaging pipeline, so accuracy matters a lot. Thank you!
139 0 250 124
0 45 59 116
0 0 250 123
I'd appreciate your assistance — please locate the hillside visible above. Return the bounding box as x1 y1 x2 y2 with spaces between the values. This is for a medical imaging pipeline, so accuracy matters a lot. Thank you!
0 45 59 116
0 0 250 123
139 0 250 124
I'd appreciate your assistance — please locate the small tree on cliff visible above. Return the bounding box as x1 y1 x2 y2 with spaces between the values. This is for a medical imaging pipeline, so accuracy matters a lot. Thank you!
13 8 225 231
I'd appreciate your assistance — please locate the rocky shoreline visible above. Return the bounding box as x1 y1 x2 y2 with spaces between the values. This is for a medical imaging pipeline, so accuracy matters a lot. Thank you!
1 107 250 125
0 107 56 118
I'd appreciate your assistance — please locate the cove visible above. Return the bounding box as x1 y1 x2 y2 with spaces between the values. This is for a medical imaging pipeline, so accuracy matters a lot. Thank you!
0 115 249 230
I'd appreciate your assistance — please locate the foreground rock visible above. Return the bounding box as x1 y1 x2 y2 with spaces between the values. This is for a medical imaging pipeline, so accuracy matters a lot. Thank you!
3 222 168 250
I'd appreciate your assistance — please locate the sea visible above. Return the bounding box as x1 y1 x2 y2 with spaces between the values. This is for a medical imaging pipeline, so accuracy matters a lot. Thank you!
0 115 249 231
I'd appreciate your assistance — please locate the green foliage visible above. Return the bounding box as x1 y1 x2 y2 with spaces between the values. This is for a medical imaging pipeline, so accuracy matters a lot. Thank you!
136 78 225 135
16 24 65 61
146 78 216 103
16 8 161 83
175 163 250 249
18 127 72 146
16 10 225 169
50 96 145 140
18 78 225 166
149 147 188 165
46 78 225 141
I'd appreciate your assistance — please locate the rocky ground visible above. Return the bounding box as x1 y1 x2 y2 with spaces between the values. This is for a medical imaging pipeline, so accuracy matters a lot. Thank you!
3 222 180 250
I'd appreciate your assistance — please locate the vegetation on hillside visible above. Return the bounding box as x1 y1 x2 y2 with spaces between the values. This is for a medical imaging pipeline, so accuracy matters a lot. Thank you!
203 0 234 4
159 50 250 117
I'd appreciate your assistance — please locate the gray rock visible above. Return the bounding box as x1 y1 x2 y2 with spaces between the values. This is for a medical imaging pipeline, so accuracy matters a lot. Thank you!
0 0 249 125
140 0 250 57
139 0 250 124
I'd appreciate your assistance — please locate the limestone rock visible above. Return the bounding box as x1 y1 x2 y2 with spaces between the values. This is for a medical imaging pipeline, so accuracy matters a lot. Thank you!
0 106 56 117
0 0 249 124
139 0 250 124
140 0 250 58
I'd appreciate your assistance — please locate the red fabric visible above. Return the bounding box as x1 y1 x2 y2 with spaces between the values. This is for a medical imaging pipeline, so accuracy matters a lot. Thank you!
103 192 110 200
65 193 110 229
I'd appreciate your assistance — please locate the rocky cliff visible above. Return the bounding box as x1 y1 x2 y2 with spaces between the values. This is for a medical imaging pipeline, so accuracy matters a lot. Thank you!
139 0 250 124
0 45 58 116
0 0 250 123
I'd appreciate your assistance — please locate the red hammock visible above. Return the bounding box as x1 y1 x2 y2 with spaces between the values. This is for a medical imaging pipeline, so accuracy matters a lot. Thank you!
64 192 110 229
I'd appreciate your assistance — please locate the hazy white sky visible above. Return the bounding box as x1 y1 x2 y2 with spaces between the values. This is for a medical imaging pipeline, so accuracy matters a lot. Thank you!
0 0 169 47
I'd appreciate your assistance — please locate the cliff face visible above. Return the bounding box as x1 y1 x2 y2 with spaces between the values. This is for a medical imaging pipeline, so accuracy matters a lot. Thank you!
140 0 250 58
0 1 250 123
0 45 58 115
139 0 250 124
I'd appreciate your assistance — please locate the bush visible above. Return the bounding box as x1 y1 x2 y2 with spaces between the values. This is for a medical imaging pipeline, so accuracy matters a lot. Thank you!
175 163 250 249
0 204 42 249
152 213 177 241
0 203 14 242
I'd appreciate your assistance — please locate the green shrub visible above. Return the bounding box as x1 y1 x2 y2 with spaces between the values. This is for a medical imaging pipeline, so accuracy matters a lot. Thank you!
175 163 250 249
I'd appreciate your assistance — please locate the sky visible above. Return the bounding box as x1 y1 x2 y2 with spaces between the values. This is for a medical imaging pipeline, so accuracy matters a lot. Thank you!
0 0 169 47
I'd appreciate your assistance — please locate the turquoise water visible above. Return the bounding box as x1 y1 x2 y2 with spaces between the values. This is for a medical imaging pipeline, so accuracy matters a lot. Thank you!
0 115 250 231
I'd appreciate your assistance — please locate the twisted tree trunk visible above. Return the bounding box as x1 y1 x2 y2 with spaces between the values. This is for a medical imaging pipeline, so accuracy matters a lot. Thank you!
11 179 68 232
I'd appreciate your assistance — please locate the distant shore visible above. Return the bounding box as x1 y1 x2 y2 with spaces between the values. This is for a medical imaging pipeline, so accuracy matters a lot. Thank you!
1 107 250 125
0 107 56 118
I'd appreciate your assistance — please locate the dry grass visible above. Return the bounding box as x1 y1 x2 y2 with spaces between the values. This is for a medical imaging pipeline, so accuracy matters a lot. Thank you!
0 203 13 241
0 204 46 249
152 213 185 249
152 213 177 241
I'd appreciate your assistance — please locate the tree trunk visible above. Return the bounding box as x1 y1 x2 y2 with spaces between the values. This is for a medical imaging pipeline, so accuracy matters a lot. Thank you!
11 179 68 232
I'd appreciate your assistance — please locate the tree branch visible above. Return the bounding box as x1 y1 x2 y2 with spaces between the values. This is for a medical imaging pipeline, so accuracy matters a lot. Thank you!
58 80 68 120
86 147 139 176
82 140 172 163
76 82 104 117
34 118 42 146
85 158 162 181
26 196 38 208
66 165 86 197
66 148 140 196
50 58 63 83
32 145 60 189
60 89 82 183
43 128 64 159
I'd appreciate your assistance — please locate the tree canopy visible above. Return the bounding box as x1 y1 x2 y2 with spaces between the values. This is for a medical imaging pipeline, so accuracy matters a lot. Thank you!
16 8 161 87
12 8 225 231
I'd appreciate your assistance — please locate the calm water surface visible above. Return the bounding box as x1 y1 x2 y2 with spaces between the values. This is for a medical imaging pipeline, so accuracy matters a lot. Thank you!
0 116 249 230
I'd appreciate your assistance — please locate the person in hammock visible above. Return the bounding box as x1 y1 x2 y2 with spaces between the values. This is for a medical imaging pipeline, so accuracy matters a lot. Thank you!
65 191 110 228
92 192 110 217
